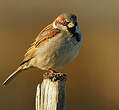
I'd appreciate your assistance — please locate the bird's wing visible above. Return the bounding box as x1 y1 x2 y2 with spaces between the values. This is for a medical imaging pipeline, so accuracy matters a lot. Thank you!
20 24 60 65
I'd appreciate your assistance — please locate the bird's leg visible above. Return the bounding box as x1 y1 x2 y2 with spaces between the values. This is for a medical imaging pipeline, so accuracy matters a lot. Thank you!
44 68 65 81
48 68 57 74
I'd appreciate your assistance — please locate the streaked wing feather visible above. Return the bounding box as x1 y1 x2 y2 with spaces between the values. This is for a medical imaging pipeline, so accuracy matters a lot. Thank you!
20 24 60 65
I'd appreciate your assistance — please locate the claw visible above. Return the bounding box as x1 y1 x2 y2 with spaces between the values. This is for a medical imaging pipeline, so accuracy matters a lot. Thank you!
48 68 57 74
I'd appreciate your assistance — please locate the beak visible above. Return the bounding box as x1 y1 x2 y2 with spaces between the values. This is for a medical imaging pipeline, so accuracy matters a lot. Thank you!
67 22 75 28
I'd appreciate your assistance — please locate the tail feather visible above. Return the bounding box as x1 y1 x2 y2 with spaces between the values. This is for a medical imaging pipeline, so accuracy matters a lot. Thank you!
2 65 24 86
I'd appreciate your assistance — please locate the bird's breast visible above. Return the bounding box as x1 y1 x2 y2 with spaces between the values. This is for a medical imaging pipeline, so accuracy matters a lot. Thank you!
33 32 82 70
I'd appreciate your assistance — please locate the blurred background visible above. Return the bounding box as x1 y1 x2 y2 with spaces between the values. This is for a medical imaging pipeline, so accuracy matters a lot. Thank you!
0 0 119 110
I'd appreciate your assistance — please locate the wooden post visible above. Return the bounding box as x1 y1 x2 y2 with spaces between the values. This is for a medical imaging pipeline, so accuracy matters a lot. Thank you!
35 72 67 110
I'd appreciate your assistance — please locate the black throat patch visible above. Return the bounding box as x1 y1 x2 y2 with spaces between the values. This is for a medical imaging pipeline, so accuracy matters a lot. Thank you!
67 26 80 42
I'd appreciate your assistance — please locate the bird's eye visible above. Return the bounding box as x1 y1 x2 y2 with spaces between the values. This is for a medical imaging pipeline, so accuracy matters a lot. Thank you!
62 21 70 26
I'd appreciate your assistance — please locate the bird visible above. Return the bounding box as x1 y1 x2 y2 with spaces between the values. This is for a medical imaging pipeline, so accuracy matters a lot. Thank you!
2 13 82 86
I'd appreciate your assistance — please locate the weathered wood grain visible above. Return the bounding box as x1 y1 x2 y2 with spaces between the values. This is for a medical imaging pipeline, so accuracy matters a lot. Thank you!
36 72 67 110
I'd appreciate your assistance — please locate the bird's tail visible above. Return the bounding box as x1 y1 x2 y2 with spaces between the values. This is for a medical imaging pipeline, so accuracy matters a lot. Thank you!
2 64 26 86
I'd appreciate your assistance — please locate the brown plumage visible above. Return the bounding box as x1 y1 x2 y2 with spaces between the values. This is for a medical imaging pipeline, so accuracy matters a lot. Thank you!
2 13 82 86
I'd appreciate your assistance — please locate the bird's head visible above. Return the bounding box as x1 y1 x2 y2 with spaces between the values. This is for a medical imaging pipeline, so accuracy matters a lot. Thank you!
53 13 78 33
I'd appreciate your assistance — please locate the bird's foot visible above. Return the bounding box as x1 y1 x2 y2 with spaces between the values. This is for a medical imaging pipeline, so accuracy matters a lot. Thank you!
48 68 58 75
44 69 66 81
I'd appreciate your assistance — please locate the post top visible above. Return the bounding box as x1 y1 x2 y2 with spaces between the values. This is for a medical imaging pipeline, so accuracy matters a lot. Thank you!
43 72 67 81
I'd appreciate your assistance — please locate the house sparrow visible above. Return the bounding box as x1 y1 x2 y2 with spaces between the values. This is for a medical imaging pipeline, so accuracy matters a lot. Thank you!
3 13 82 86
